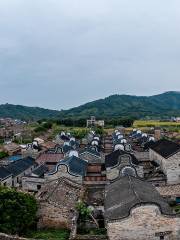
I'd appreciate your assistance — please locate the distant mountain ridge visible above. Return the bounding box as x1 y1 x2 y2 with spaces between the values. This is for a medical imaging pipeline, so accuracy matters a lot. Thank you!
0 104 60 120
0 91 180 120
60 91 180 119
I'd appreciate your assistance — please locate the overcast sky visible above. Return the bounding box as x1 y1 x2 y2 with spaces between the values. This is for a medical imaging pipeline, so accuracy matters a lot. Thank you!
0 0 180 110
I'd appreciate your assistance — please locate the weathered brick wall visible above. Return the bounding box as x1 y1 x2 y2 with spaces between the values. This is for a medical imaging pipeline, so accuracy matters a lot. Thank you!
22 177 45 192
156 184 180 198
37 178 84 229
106 167 119 180
107 205 180 240
107 165 143 180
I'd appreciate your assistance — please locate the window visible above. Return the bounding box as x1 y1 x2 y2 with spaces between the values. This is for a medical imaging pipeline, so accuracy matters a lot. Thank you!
37 185 41 190
160 236 164 240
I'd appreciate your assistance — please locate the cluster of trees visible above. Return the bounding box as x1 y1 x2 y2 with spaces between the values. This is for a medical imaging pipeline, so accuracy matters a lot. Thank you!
0 187 37 235
34 117 134 129
34 121 53 133
105 118 135 127
0 151 8 159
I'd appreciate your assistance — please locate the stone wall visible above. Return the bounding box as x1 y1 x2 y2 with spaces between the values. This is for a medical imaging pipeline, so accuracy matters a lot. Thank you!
156 184 180 198
0 233 29 240
22 176 45 192
107 205 180 240
37 178 84 229
149 150 180 185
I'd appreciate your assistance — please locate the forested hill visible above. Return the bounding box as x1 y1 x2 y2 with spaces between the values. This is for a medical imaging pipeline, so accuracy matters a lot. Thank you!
0 104 60 120
60 91 180 119
0 91 180 120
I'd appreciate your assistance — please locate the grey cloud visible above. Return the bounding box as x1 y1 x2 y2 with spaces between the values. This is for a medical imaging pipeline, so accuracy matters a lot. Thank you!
0 0 180 109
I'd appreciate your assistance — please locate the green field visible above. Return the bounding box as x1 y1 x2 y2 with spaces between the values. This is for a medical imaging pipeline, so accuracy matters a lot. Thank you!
133 120 180 128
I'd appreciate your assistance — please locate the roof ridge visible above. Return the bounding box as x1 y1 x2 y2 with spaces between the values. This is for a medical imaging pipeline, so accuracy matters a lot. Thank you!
128 176 142 203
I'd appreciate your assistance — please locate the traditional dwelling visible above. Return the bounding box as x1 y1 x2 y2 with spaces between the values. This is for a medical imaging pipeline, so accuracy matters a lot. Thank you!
149 139 180 184
47 156 88 184
79 147 103 164
5 157 36 187
36 153 64 170
0 166 12 186
3 142 21 156
79 147 106 183
105 176 180 240
22 165 48 192
105 150 144 181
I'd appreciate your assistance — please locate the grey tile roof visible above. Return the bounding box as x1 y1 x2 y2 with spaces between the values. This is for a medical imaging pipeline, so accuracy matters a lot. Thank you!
60 156 88 176
32 164 48 177
105 150 139 168
79 147 101 157
6 157 35 177
49 156 88 177
105 176 173 221
150 139 180 158
0 167 12 180
62 145 73 153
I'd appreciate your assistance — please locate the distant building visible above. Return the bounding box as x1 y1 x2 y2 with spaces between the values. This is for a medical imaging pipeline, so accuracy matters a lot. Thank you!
86 116 104 128
3 142 21 156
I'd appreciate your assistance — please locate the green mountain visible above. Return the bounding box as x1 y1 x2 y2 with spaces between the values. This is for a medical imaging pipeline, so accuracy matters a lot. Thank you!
60 91 180 119
0 91 180 120
0 104 60 120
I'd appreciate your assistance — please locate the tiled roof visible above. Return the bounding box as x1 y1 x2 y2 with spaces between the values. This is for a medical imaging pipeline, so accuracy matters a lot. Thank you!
79 147 101 157
150 139 180 158
32 164 48 177
36 153 64 164
143 140 156 150
0 166 12 180
62 156 88 176
62 145 73 153
6 157 35 177
52 156 88 177
3 143 21 152
105 176 173 221
105 150 139 168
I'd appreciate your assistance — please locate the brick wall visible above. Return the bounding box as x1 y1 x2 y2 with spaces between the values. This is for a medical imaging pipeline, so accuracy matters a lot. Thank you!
107 205 180 240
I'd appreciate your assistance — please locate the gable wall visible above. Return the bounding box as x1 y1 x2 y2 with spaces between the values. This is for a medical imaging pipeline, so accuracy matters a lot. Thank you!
107 205 180 240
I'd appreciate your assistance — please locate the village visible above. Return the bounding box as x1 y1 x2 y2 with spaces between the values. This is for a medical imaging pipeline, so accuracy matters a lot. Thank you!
0 116 180 240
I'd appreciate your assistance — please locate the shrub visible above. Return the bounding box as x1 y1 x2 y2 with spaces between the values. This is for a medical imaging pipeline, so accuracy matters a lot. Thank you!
0 187 38 235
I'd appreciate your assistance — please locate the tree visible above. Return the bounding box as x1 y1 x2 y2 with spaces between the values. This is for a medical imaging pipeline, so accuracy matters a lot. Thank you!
0 187 37 235
0 151 8 159
75 201 92 220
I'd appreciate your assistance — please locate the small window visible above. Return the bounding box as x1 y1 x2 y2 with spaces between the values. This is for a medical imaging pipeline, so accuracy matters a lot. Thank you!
160 236 164 240
37 185 41 190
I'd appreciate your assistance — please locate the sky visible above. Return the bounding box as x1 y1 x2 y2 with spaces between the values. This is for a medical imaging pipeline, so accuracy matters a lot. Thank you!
0 0 180 110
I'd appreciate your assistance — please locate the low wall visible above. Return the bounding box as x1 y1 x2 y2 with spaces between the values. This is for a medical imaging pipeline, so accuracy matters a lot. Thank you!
0 233 30 240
